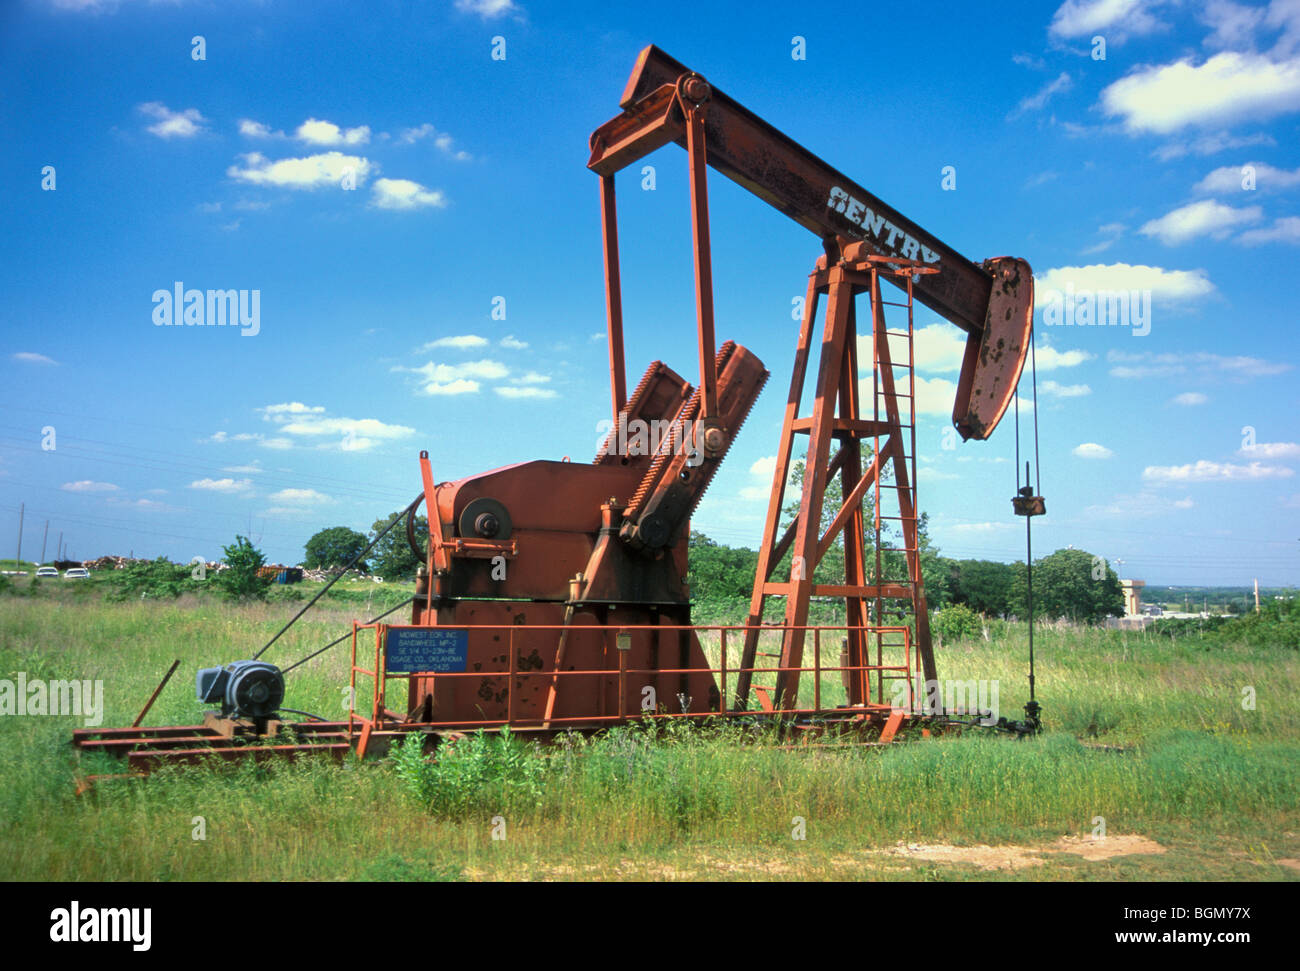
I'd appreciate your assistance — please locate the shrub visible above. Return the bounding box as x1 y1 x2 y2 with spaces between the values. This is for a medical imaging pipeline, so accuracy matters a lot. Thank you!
934 603 982 643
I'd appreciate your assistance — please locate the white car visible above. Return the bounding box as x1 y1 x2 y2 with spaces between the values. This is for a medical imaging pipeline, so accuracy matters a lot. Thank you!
35 566 59 578
64 568 90 579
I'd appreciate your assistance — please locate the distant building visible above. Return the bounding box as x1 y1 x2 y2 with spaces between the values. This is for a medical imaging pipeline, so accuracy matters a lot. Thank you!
1120 578 1145 617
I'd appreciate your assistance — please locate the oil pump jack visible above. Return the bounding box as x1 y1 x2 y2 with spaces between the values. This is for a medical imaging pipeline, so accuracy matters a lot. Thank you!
396 45 1033 730
74 46 1035 774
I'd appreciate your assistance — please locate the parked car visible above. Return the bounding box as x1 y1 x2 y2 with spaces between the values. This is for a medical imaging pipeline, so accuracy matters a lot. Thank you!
35 566 59 578
64 567 90 579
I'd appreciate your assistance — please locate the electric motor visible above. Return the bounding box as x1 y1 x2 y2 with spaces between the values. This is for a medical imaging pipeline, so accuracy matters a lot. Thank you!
196 660 285 718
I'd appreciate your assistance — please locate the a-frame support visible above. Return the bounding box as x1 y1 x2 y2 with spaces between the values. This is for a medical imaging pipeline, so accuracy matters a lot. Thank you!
736 249 938 712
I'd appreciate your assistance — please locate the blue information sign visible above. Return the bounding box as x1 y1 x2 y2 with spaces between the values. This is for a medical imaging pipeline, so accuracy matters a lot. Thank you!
386 627 469 673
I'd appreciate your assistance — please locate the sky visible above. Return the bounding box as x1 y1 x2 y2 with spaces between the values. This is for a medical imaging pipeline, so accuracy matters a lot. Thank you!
2 0 1298 587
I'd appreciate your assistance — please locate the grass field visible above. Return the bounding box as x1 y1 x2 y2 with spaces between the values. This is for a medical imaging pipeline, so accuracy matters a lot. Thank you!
1 584 1297 881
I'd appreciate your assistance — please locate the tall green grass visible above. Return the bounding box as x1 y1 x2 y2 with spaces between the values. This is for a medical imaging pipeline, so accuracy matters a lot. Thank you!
0 589 1296 881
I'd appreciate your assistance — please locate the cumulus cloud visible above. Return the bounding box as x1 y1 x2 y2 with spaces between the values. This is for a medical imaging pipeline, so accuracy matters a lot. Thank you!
1143 460 1294 482
1237 215 1300 244
1073 442 1114 459
495 386 557 400
1240 441 1300 459
227 151 372 189
295 118 370 146
371 178 447 210
1194 161 1300 193
267 488 332 504
421 335 489 350
1101 51 1300 133
1049 0 1165 43
455 0 522 19
60 480 119 493
138 102 207 138
1036 263 1215 301
190 477 253 493
1139 200 1262 244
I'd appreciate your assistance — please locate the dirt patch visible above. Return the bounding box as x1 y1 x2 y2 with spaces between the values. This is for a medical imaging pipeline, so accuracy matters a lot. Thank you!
1052 834 1166 861
885 842 1047 871
1275 858 1300 872
880 834 1165 871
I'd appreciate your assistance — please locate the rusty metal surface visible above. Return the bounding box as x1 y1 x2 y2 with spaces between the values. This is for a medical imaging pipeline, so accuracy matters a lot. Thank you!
952 256 1035 441
593 45 998 335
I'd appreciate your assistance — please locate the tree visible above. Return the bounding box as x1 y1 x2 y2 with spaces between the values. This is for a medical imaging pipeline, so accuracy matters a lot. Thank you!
216 535 270 602
1009 548 1123 624
304 526 369 572
950 558 1016 617
368 509 427 581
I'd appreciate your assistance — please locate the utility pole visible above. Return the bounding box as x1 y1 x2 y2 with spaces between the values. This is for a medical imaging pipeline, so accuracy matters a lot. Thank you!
40 521 49 565
15 503 23 565
57 532 63 562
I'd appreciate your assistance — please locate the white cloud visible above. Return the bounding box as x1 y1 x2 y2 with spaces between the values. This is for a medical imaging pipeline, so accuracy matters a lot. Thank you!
1101 51 1300 134
371 178 447 210
500 335 529 349
228 151 371 189
295 118 370 146
1010 72 1072 118
1143 460 1294 482
1084 490 1195 517
222 463 264 474
1139 200 1262 244
1040 379 1091 397
1032 345 1095 370
1200 0 1266 51
397 122 473 160
1240 441 1300 459
422 335 488 350
511 371 552 385
190 477 253 493
455 0 522 19
138 102 207 139
910 375 959 416
1049 0 1164 42
267 488 332 504
899 325 967 373
60 480 119 493
1152 130 1275 160
1073 442 1114 459
1195 161 1300 193
260 402 326 421
12 352 58 365
1237 215 1300 244
1171 391 1208 405
404 360 509 384
495 386 557 400
1036 262 1215 301
423 379 480 396
1108 349 1291 379
238 119 274 138
278 417 415 441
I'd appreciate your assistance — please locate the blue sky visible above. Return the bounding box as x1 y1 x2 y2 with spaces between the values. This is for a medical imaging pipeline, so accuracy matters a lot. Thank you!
2 0 1297 586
